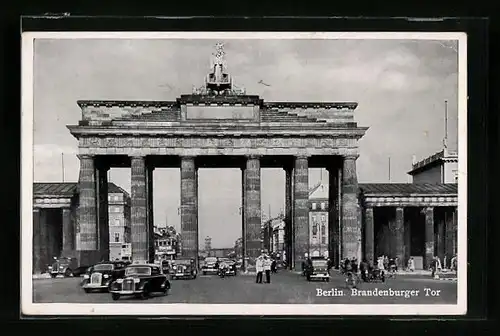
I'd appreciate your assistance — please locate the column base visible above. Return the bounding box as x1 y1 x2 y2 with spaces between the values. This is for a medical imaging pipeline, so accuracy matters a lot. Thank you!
294 260 304 272
76 250 102 268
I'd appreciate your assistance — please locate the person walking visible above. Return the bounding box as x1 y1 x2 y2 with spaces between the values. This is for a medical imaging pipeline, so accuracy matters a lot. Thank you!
263 255 272 283
255 255 264 283
271 258 277 273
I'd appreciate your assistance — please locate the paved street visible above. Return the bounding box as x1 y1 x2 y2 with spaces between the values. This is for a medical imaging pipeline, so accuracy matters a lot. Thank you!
33 270 457 304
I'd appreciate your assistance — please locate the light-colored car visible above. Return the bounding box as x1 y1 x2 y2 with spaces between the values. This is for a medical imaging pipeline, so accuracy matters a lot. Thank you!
201 257 218 275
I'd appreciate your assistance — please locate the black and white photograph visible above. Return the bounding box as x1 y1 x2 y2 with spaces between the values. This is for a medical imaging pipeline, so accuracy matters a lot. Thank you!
21 32 467 315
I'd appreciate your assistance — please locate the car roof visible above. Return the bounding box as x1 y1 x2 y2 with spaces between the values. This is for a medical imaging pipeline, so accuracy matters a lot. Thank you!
126 263 158 268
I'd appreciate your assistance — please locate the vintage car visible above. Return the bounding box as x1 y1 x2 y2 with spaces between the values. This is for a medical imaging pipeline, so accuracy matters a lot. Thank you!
81 261 131 293
109 263 170 300
160 259 171 274
47 256 88 278
201 257 219 275
218 258 237 276
305 258 330 282
170 259 197 280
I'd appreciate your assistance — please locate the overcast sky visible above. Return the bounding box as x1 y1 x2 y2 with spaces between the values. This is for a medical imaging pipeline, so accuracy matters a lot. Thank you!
32 38 459 248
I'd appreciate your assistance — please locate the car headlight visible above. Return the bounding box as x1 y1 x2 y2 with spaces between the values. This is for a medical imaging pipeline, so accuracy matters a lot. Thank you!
103 274 110 279
83 274 89 279
117 278 123 283
133 278 140 283
173 266 177 269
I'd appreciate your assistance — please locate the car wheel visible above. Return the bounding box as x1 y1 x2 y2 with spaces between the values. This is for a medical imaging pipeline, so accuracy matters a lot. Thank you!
140 289 149 300
326 278 330 282
84 288 91 293
111 293 120 301
50 274 57 278
64 269 73 277
192 274 196 279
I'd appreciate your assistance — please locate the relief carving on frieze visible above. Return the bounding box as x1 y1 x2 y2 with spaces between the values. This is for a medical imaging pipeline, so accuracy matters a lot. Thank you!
89 138 101 147
84 136 356 150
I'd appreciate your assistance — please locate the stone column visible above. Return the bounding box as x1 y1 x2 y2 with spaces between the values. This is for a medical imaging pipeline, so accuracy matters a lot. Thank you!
452 207 458 256
404 217 411 263
364 207 375 265
62 207 74 254
244 155 262 268
284 166 293 269
341 155 361 260
424 206 435 269
146 166 155 263
328 166 340 268
96 166 109 261
131 156 148 262
180 156 198 261
33 208 41 274
241 167 246 270
39 209 49 271
394 207 405 268
436 211 445 262
293 155 309 270
77 155 99 265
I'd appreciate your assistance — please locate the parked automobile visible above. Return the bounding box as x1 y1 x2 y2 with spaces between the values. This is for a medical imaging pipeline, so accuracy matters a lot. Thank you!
170 259 197 280
160 259 171 275
47 256 88 278
81 261 130 293
305 258 330 282
109 263 170 301
218 258 237 276
201 257 219 275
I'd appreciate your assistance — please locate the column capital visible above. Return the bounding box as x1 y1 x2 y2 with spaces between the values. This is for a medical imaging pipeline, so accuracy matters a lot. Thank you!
179 154 196 159
344 154 360 161
246 154 261 160
365 206 374 213
33 208 40 212
62 207 72 212
395 206 405 212
77 154 94 160
424 206 434 212
130 155 146 159
295 154 310 160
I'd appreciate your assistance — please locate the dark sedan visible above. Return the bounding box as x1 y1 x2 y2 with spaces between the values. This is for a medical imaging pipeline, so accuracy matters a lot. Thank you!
109 263 170 300
81 261 130 292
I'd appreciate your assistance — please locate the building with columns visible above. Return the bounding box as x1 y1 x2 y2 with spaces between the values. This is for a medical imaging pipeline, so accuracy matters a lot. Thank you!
65 43 366 271
32 182 130 273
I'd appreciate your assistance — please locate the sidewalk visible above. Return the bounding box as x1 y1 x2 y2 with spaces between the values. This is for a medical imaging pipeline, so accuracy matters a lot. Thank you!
32 273 51 280
396 269 457 276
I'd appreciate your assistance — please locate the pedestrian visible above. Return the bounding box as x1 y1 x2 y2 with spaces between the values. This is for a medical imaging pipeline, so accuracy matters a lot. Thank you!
271 258 277 273
430 256 437 278
408 257 415 272
264 255 272 283
255 256 264 284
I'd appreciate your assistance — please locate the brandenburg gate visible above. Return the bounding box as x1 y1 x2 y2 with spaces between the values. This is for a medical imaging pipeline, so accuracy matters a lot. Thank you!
68 44 368 270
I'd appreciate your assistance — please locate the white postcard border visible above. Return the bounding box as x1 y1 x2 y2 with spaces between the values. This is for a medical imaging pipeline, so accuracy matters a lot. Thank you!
21 31 468 316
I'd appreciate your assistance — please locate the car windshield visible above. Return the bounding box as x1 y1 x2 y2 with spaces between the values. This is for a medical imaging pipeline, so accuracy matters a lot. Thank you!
125 266 151 276
174 260 191 265
93 264 114 271
312 260 327 267
205 258 217 263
